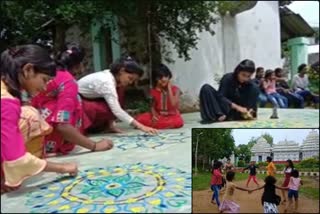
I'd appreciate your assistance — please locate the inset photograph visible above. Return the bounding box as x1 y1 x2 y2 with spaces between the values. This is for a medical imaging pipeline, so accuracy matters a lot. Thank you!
192 128 319 213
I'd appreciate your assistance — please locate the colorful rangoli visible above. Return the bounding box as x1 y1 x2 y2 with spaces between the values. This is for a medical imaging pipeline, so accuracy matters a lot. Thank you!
25 163 191 213
90 132 189 151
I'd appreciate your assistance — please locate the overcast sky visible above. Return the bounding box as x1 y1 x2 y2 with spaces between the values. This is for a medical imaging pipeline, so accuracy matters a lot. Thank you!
288 1 319 27
232 129 318 146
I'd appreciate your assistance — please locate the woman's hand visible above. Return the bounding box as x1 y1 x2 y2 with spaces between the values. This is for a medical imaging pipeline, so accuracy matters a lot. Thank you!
139 124 158 135
236 105 248 114
132 120 158 135
231 103 248 114
93 139 114 151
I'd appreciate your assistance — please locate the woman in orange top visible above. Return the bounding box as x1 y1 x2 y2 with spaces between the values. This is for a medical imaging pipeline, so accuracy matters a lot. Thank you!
266 156 276 177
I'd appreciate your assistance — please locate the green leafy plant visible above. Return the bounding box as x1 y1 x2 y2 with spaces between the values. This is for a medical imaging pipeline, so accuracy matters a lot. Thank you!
307 65 319 94
300 158 319 169
237 160 245 167
1 0 255 63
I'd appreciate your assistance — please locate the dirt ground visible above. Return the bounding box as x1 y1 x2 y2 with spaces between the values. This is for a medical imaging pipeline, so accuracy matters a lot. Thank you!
193 179 320 213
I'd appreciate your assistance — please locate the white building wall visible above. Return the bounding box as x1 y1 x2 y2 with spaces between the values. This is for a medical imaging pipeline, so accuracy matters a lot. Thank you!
232 1 282 71
273 151 300 161
164 1 282 111
302 151 319 159
252 152 271 162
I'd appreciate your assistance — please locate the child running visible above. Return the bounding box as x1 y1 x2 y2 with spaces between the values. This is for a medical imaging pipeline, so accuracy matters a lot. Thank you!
1 45 77 193
242 161 260 187
219 171 252 213
210 161 223 207
284 169 303 213
31 43 113 156
251 176 289 213
135 64 184 129
281 159 294 205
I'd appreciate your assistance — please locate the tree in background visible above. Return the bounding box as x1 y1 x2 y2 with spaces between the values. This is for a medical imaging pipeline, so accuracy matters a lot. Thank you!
0 1 257 66
261 133 273 146
192 128 235 173
247 133 273 149
247 136 258 149
235 144 251 163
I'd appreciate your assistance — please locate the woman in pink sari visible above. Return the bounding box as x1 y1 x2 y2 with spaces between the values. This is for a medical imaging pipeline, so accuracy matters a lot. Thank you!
1 45 77 193
31 43 113 156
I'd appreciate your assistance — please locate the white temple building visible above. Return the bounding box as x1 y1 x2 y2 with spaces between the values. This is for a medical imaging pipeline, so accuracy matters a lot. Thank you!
251 137 272 162
301 130 320 160
273 140 300 162
250 130 319 163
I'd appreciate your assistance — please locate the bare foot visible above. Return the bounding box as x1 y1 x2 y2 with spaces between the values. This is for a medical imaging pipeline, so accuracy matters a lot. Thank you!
106 126 124 134
93 139 114 152
105 121 124 134
218 115 226 122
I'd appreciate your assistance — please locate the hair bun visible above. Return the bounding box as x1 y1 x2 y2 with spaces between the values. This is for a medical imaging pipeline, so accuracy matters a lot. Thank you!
8 47 23 57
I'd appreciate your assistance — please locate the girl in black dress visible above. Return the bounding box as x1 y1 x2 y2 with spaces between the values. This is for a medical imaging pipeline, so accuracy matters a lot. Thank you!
250 175 289 213
199 59 259 123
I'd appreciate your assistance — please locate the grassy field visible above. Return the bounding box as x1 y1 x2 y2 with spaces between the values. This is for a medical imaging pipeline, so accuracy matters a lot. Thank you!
193 171 319 200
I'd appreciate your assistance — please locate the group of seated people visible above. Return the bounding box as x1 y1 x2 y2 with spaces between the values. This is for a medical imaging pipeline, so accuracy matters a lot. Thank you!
253 64 319 108
199 60 319 124
1 42 318 194
1 43 184 193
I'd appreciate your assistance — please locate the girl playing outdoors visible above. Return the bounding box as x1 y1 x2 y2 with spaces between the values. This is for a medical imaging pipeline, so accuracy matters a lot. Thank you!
1 45 77 193
242 161 260 187
251 176 289 213
200 59 259 123
262 69 288 108
78 56 158 135
284 169 303 213
266 156 276 177
31 43 113 156
135 64 184 129
210 161 223 207
219 171 252 213
281 159 294 205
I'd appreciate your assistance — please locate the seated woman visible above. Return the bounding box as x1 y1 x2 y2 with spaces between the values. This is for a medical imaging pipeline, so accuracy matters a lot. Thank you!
31 43 113 156
274 68 304 108
263 69 288 108
253 67 268 108
135 64 184 129
78 56 158 135
291 63 319 106
199 59 260 123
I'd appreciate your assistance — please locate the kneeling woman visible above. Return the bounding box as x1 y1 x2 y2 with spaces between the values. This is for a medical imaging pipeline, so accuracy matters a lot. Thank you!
31 43 113 156
1 45 77 193
78 56 158 134
199 59 259 123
